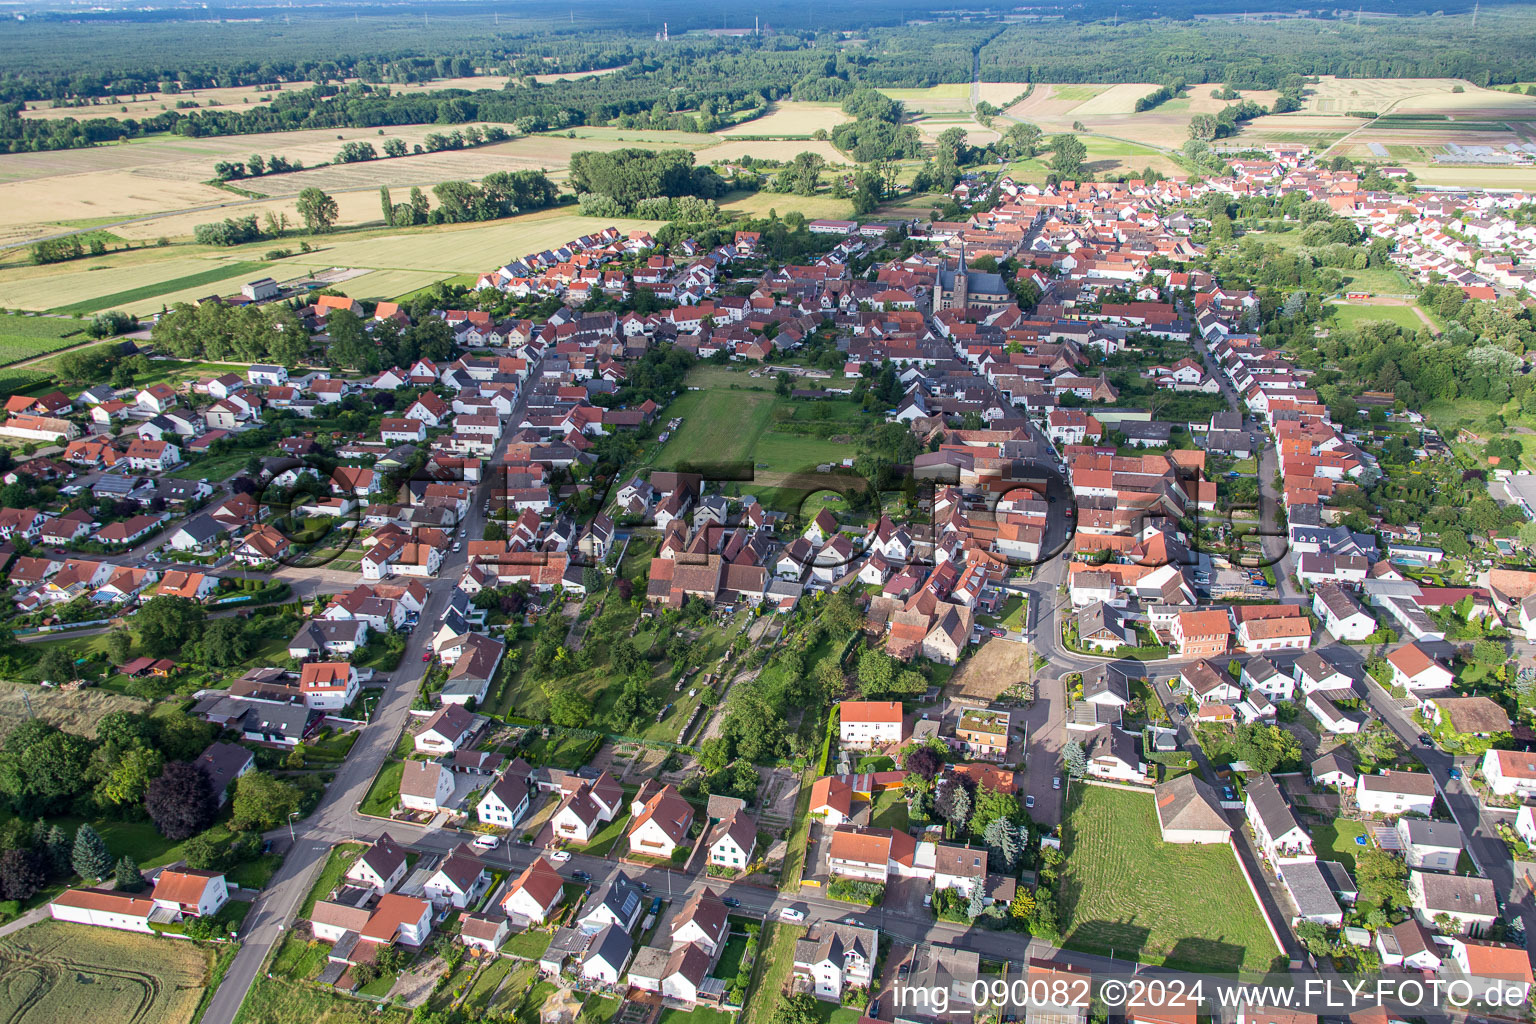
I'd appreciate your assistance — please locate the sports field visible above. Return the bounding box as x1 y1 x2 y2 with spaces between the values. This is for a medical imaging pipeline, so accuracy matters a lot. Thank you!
1327 302 1431 333
0 920 215 1024
1057 784 1281 974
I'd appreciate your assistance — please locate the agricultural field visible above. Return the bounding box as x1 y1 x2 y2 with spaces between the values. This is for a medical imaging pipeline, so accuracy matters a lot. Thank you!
1002 81 1279 152
1008 136 1184 182
0 313 85 364
704 139 849 165
875 83 973 112
719 190 852 220
0 921 216 1024
1058 784 1281 975
0 255 270 314
1295 76 1500 116
719 102 850 138
18 75 515 122
328 268 457 302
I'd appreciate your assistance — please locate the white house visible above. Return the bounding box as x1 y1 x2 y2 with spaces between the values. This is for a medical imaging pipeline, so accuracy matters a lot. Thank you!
346 834 408 893
791 923 878 1002
150 869 229 919
1387 643 1455 694
248 364 288 386
1397 818 1463 872
501 857 565 924
706 811 757 872
1313 584 1376 641
421 846 488 909
1410 871 1498 934
415 704 477 755
399 760 455 814
1356 770 1437 818
1245 774 1315 864
1480 748 1536 799
838 700 904 749
476 763 534 830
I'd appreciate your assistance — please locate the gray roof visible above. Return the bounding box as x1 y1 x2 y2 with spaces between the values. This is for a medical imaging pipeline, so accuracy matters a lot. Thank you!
1154 773 1230 835
1311 747 1356 779
1414 871 1497 915
584 923 632 973
1246 774 1302 839
1318 860 1357 896
1281 859 1342 920
1399 818 1463 852
1243 655 1281 684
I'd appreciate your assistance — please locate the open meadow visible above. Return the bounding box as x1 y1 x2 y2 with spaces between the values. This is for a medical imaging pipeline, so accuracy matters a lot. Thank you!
0 921 215 1024
1058 784 1281 975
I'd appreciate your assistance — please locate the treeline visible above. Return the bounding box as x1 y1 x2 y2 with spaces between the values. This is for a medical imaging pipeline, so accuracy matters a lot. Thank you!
976 13 1536 87
569 149 725 214
1133 78 1186 113
193 215 263 247
213 153 302 182
829 88 923 163
29 234 109 265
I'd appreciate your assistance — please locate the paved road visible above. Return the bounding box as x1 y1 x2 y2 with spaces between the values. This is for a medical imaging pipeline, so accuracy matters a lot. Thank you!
200 362 541 1024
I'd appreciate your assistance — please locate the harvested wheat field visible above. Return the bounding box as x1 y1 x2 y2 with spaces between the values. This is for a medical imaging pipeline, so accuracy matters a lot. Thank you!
112 189 393 241
975 83 1033 107
876 83 972 113
0 921 214 1024
0 680 152 743
1298 76 1474 115
719 102 851 138
1067 83 1159 117
1393 85 1536 119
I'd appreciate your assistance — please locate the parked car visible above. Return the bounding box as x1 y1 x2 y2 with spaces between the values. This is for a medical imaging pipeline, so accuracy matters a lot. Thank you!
1052 776 1062 790
572 869 591 882
1448 766 1462 780
1024 794 1035 809
549 850 571 862
989 628 1006 638
722 896 740 908
422 650 432 662
472 834 501 851
1419 733 1433 746
779 907 805 922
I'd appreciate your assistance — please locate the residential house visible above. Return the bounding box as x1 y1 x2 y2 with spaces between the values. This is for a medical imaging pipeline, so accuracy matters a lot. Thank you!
1245 774 1314 864
1410 871 1498 934
399 760 455 814
1153 773 1231 844
502 857 566 924
839 701 904 749
1481 748 1536 799
628 782 695 859
792 923 878 1002
1356 771 1437 818
415 704 477 755
346 833 408 893
421 845 488 909
1398 819 1464 873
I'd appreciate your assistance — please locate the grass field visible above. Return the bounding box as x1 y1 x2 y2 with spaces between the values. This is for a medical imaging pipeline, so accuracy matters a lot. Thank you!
1327 302 1429 333
1310 818 1368 873
234 973 410 1024
0 680 153 743
0 313 83 364
652 374 869 480
720 102 850 138
1058 784 1280 974
0 920 215 1024
739 922 806 1024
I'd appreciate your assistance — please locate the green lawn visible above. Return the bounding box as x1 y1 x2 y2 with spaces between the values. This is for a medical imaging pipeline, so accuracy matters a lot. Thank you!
1057 785 1281 975
234 974 410 1024
1327 302 1428 333
299 842 364 916
581 996 622 1024
716 933 751 980
570 812 631 857
870 788 910 831
358 760 404 818
741 922 805 1024
660 1007 736 1024
270 930 328 981
503 928 554 959
1311 818 1368 873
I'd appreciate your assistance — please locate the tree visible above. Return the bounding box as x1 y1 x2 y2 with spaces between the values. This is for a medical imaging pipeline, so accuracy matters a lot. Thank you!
105 629 133 666
902 743 944 780
542 679 591 728
1356 847 1410 915
199 617 251 667
967 883 986 920
0 849 43 901
37 646 80 685
936 780 972 836
1063 740 1088 778
145 761 217 840
769 994 819 1024
1232 723 1303 774
135 596 206 657
71 823 114 880
295 187 339 233
0 720 92 815
1049 134 1087 179
115 855 145 892
983 816 1023 872
1009 887 1037 921
231 771 302 831
379 185 394 227
97 745 163 807
39 824 70 876
857 648 897 697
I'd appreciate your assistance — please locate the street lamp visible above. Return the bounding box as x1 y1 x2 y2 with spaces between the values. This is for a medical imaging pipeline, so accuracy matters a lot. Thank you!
288 811 300 842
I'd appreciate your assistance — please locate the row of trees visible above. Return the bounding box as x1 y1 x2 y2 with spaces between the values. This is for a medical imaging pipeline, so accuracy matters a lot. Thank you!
568 148 727 214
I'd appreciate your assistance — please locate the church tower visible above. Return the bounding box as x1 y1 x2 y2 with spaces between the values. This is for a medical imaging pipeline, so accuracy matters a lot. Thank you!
953 242 969 310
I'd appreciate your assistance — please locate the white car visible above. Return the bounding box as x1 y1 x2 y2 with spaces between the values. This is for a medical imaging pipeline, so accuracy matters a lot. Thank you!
472 834 501 851
779 907 805 922
549 850 571 862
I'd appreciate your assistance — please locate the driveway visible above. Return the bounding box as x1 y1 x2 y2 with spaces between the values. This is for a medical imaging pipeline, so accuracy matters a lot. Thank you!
1018 671 1066 826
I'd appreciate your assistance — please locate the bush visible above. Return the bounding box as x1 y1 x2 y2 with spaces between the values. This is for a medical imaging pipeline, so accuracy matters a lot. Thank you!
827 879 885 905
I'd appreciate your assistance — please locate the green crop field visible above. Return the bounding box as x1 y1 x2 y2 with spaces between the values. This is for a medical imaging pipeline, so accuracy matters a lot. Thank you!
0 313 84 364
0 921 215 1024
1057 784 1281 974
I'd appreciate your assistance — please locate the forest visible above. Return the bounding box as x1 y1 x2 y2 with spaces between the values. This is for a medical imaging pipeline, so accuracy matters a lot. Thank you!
1 5 1532 151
